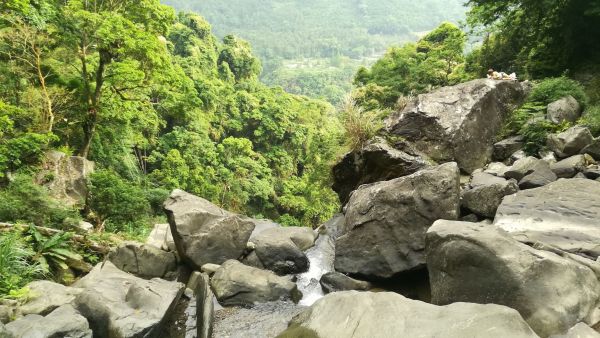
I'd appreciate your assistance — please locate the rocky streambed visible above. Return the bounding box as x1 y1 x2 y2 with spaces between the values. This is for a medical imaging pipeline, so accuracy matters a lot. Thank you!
3 79 600 338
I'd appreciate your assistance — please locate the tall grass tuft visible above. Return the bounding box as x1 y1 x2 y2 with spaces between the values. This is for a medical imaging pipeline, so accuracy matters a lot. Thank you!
0 230 44 298
340 95 383 151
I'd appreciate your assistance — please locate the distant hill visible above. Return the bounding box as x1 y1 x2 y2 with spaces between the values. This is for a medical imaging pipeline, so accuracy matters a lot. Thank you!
162 0 467 104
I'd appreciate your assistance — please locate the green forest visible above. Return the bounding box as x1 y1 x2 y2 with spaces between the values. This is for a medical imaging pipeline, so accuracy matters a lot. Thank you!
162 0 466 104
1 0 600 298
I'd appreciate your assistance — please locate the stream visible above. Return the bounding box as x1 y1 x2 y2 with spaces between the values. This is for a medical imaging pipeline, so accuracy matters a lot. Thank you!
211 233 336 337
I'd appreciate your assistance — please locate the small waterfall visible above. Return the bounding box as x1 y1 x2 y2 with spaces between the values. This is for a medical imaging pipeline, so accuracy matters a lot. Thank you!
296 234 335 306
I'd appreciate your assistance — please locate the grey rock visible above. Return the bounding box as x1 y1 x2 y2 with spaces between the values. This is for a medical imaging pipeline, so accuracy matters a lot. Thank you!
550 155 587 178
6 304 92 338
250 227 316 275
317 213 345 239
319 272 371 294
462 174 519 218
494 135 525 161
145 223 175 251
426 220 600 337
19 281 82 317
547 96 582 124
505 156 557 189
279 291 539 338
36 150 94 207
0 322 11 338
200 263 220 275
196 273 214 338
331 137 428 204
548 126 595 158
334 163 460 279
108 241 177 279
76 221 94 233
163 190 255 269
550 323 600 338
210 260 300 306
540 150 558 164
494 179 600 259
581 138 600 161
485 162 511 177
386 79 527 172
247 218 280 239
584 167 600 180
510 149 528 163
73 261 185 338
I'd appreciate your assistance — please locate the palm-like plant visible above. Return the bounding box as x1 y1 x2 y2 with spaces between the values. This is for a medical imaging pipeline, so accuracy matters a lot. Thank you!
26 226 84 275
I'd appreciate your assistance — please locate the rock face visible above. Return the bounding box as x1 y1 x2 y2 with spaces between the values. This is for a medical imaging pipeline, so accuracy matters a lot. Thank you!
19 281 82 316
331 137 428 204
494 179 600 259
73 261 184 338
547 96 582 124
36 150 94 207
279 291 539 338
249 227 316 275
426 220 600 337
319 272 371 294
108 241 177 279
385 79 527 173
548 126 594 158
5 304 92 338
210 260 300 306
163 190 255 269
461 172 519 218
334 163 460 279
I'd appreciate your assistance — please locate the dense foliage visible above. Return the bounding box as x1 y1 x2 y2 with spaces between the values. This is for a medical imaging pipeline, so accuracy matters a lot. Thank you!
163 0 466 104
465 0 600 78
352 22 468 109
0 1 342 234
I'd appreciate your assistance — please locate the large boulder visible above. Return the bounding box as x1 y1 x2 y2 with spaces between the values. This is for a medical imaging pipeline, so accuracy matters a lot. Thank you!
278 291 539 338
73 261 185 338
461 172 519 218
18 281 82 317
108 241 177 279
334 162 460 279
548 126 594 158
331 137 429 204
163 190 255 269
5 304 92 338
248 227 316 275
385 79 527 173
319 272 371 294
494 179 600 259
426 220 600 337
547 96 582 124
36 150 94 207
210 260 301 306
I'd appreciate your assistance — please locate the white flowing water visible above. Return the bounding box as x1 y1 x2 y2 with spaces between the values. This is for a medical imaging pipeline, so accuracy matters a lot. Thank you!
296 234 335 306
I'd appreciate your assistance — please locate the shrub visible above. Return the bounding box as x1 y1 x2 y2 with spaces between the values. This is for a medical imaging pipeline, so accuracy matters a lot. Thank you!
579 105 600 137
0 174 80 228
498 102 547 140
87 170 151 235
340 95 383 151
0 230 44 298
520 120 572 155
529 77 589 107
